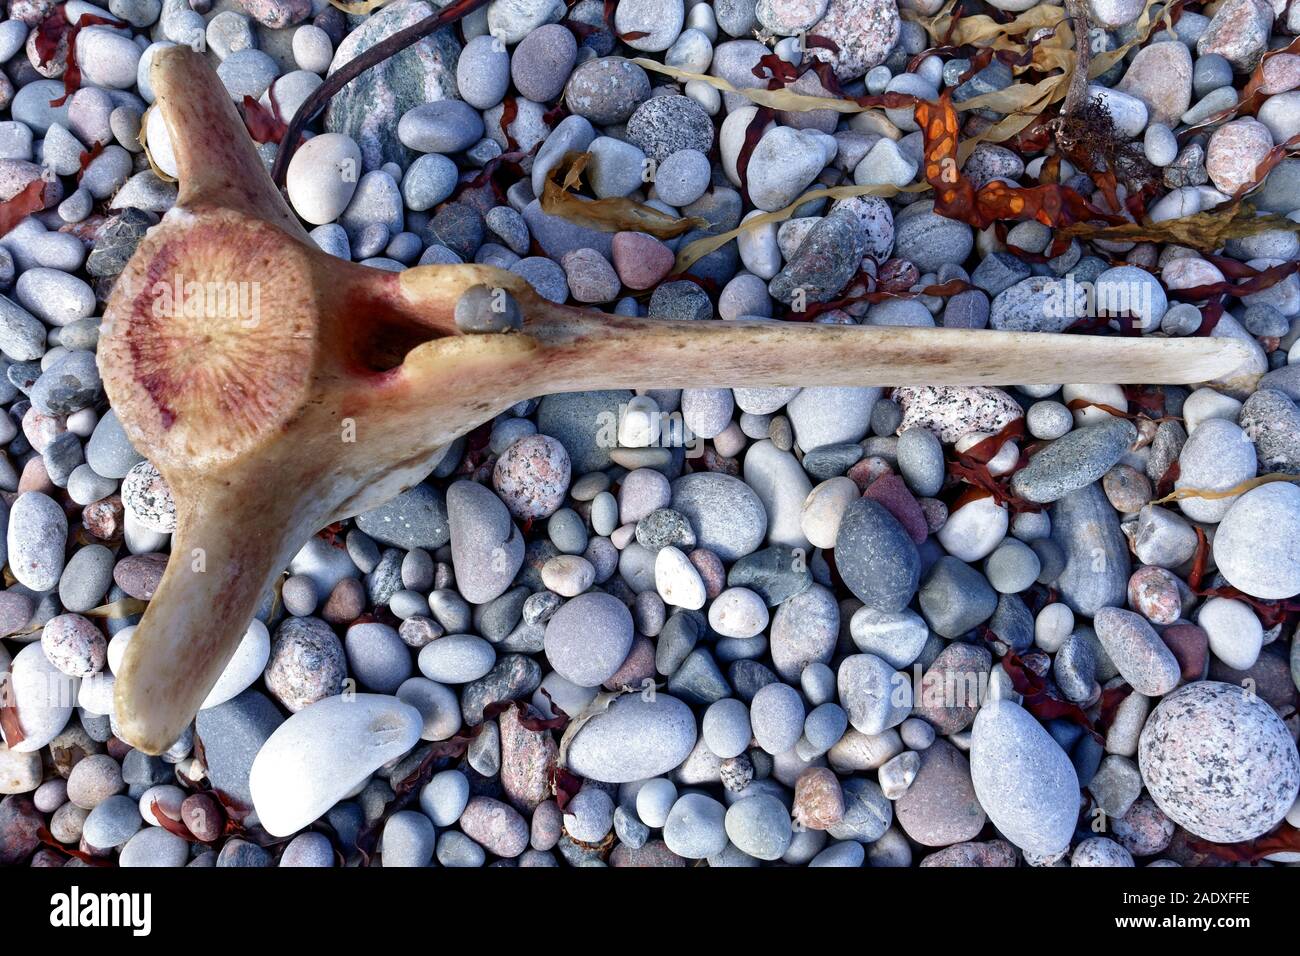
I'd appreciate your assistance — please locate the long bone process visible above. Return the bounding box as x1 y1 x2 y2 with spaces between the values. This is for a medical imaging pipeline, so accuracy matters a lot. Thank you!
99 46 1249 754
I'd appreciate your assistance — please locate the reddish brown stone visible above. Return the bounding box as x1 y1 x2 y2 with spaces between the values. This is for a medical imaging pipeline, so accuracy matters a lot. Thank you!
1111 796 1176 857
609 839 687 867
18 455 53 495
920 838 1017 867
603 635 655 692
611 232 674 290
460 796 529 858
499 704 557 813
1159 623 1209 682
687 548 726 599
864 473 927 544
321 577 366 624
181 792 224 842
112 552 169 600
895 739 985 846
82 496 124 541
1127 565 1181 625
846 456 893 491
912 642 992 734
0 795 41 865
792 766 845 830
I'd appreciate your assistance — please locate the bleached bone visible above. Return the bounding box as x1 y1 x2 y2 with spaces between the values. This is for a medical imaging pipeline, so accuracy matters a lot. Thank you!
100 47 1248 753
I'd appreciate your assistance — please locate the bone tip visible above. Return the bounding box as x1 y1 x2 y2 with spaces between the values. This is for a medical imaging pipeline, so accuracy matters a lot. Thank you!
1206 337 1262 382
151 43 196 77
112 681 180 757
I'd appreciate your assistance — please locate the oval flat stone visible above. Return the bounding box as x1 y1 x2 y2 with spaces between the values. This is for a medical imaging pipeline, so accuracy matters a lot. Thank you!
671 472 768 561
1093 606 1181 697
418 632 496 684
895 739 986 847
564 693 698 783
7 491 67 592
837 653 912 735
724 793 793 860
743 439 812 550
833 498 920 613
1050 481 1129 616
446 479 524 605
970 698 1080 857
1010 418 1137 504
249 694 422 837
769 583 838 681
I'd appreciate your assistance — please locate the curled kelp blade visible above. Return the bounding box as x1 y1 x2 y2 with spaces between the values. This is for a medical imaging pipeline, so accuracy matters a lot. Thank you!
539 151 709 239
672 181 927 274
1061 202 1300 250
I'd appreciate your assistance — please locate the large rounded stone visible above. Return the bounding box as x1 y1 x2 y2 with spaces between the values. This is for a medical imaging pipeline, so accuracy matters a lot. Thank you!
670 472 768 561
249 694 422 837
1213 482 1300 599
1138 681 1300 843
543 592 634 687
564 693 698 783
970 699 1080 857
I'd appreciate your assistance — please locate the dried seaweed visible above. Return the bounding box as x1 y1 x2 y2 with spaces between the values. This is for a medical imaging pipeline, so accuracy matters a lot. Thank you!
917 90 1120 232
242 94 290 146
798 276 974 322
0 673 25 748
1165 257 1300 321
149 798 203 843
76 141 105 183
1064 397 1159 421
551 766 584 811
1185 822 1300 864
0 178 48 240
539 151 708 238
1148 471 1300 506
32 3 69 64
498 96 520 152
1056 95 1159 211
1095 682 1133 733
453 149 529 206
1154 458 1180 499
1061 201 1300 250
944 416 1042 514
995 645 1101 740
631 57 923 116
37 826 112 866
673 181 926 274
911 0 1179 157
35 5 130 108
736 106 774 205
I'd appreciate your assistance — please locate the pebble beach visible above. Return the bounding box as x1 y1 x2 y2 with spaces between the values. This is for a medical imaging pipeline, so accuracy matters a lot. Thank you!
1 0 1300 873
